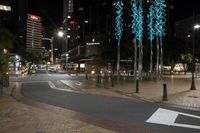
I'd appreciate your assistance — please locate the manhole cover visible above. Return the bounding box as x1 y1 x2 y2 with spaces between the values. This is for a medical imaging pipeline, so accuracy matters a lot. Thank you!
188 96 199 98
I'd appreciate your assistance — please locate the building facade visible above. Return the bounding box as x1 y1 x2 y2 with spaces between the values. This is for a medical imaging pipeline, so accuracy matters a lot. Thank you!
26 14 43 51
175 15 200 58
0 0 27 52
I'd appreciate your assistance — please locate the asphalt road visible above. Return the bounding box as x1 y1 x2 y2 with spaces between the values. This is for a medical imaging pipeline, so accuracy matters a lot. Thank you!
18 70 200 133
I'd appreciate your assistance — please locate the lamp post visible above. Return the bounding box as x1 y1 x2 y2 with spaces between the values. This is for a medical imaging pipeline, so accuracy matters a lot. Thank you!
42 30 64 64
190 24 200 90
65 53 69 71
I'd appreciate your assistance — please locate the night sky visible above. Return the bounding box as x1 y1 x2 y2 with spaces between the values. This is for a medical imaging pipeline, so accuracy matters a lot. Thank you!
28 0 200 34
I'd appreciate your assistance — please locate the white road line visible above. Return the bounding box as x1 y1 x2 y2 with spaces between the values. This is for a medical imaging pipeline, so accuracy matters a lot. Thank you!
75 81 82 86
48 81 77 93
21 81 48 83
146 108 200 129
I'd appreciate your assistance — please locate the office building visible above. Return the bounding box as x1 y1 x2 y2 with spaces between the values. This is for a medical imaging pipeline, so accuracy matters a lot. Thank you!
26 14 43 51
0 0 27 52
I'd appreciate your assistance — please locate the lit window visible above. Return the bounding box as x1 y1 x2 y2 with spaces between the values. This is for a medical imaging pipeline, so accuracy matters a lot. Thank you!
0 5 11 11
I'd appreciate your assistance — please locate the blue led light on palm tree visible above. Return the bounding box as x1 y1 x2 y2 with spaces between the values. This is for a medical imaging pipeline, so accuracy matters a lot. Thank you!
131 0 138 34
148 5 155 42
155 0 166 37
115 0 123 41
131 0 143 43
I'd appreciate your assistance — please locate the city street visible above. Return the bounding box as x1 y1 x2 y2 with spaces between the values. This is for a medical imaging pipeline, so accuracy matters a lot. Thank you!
12 69 200 133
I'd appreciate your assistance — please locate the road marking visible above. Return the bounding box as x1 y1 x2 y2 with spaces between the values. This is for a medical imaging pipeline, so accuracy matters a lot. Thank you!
75 81 82 86
48 81 77 93
146 108 200 129
47 73 52 77
60 80 69 86
21 81 48 83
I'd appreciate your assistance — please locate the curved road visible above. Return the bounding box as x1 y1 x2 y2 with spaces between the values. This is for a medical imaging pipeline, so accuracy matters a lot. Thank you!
18 70 200 133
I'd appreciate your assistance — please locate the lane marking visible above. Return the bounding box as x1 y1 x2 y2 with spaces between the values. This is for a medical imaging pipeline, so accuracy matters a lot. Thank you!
75 81 82 86
48 81 77 93
21 81 48 83
146 108 200 129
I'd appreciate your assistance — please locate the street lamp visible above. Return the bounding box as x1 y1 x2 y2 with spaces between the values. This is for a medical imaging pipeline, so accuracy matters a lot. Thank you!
58 30 64 38
190 24 200 90
42 30 64 64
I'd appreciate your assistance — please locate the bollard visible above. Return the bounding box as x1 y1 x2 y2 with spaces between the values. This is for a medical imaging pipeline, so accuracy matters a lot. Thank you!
86 73 88 80
5 75 9 87
97 75 100 83
163 83 168 101
111 75 114 87
136 79 139 93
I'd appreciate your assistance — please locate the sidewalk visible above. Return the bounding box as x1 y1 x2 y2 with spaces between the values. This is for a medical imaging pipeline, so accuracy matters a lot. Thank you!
83 75 200 111
0 83 117 133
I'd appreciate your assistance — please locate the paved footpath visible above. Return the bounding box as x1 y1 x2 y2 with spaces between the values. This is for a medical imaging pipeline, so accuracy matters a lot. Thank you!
0 83 117 133
75 74 200 111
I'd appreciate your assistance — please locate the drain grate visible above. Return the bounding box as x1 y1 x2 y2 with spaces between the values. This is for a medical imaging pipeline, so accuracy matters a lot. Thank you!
188 96 199 98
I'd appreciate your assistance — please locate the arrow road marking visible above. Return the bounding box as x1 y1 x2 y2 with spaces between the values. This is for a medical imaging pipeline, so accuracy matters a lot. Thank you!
146 108 200 130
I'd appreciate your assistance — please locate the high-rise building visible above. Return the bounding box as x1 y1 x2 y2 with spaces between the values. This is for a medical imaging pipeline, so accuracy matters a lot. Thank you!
26 14 43 51
175 15 200 56
0 0 27 52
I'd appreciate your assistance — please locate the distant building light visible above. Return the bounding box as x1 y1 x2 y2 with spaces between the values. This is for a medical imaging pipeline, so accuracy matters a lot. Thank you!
194 24 200 29
15 55 19 60
78 7 84 11
67 35 71 38
0 5 11 11
187 35 191 38
67 16 71 19
67 28 71 30
80 64 85 68
3 49 7 53
84 20 89 23
58 31 64 37
92 38 95 42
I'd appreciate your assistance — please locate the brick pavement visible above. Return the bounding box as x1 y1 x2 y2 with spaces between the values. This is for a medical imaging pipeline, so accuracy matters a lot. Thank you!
49 73 200 111
1 74 200 132
0 82 159 133
0 83 117 133
84 75 200 111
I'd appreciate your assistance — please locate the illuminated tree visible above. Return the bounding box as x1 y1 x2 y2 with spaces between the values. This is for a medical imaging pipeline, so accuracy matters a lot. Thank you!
131 0 138 78
131 0 143 79
155 0 166 80
148 5 155 78
115 0 123 79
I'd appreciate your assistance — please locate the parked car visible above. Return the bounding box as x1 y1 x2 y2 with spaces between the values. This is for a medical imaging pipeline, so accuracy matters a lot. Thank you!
48 66 57 73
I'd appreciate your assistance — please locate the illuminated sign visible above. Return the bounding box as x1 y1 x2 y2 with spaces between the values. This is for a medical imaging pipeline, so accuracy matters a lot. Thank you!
28 14 41 21
86 42 100 46
0 5 11 11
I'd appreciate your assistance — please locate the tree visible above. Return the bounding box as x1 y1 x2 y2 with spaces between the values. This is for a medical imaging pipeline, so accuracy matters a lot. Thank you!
0 27 14 74
0 27 13 50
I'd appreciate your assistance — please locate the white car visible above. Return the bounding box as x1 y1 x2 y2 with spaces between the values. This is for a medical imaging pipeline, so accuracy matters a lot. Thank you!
48 66 57 73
